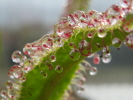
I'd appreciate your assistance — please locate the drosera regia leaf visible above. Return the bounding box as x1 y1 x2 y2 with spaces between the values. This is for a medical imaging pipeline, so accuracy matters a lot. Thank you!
1 0 133 100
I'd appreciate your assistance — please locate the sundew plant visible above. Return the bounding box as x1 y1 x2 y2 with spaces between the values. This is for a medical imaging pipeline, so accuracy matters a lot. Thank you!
1 0 133 100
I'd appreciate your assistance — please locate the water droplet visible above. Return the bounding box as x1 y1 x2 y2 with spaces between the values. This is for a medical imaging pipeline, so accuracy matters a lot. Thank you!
45 61 53 70
93 54 100 64
69 49 81 61
55 65 63 73
11 51 26 64
124 33 133 49
23 59 34 73
112 38 122 48
87 33 93 38
23 43 34 55
98 28 107 38
49 55 56 62
69 42 76 49
31 42 42 51
102 53 112 63
40 71 47 78
0 90 8 99
89 67 97 76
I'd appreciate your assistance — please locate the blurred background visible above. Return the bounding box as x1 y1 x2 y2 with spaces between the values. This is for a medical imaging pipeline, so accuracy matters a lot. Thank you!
0 0 133 100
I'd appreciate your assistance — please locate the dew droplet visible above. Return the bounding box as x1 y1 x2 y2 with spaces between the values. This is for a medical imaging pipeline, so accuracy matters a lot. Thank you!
0 90 8 99
102 53 112 63
112 38 122 48
40 71 47 78
68 14 76 25
69 49 81 61
93 54 100 64
89 67 97 76
98 28 107 38
87 33 93 38
55 65 63 73
45 61 53 70
49 55 56 62
23 59 34 73
124 33 133 49
11 51 26 64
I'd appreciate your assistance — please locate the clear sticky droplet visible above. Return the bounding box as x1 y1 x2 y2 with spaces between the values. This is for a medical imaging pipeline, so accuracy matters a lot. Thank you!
6 80 13 90
23 59 34 73
120 0 130 8
0 90 8 99
112 38 122 48
89 67 97 76
23 43 33 55
55 65 63 73
68 14 76 25
98 28 107 38
19 76 26 83
42 37 53 49
10 65 24 79
102 53 112 63
8 90 16 99
49 55 56 62
87 33 93 38
54 36 64 47
40 71 47 78
11 51 26 64
69 49 81 61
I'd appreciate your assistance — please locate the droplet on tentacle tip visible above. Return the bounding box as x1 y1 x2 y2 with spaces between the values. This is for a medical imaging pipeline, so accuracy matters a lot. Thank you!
23 59 34 73
49 55 56 62
87 33 93 38
102 53 112 63
0 90 8 99
77 87 84 94
54 36 64 47
120 0 131 8
7 89 16 99
98 28 107 38
11 51 26 64
79 40 92 56
69 49 81 61
40 71 47 78
93 54 100 64
42 37 53 49
23 43 34 55
45 61 53 70
124 33 133 49
10 65 24 79
68 14 76 25
112 37 122 48
55 65 63 73
19 76 26 83
89 67 98 76
6 80 13 90
69 42 76 49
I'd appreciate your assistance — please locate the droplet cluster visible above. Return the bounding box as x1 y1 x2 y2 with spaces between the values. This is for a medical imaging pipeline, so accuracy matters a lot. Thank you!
1 0 133 99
